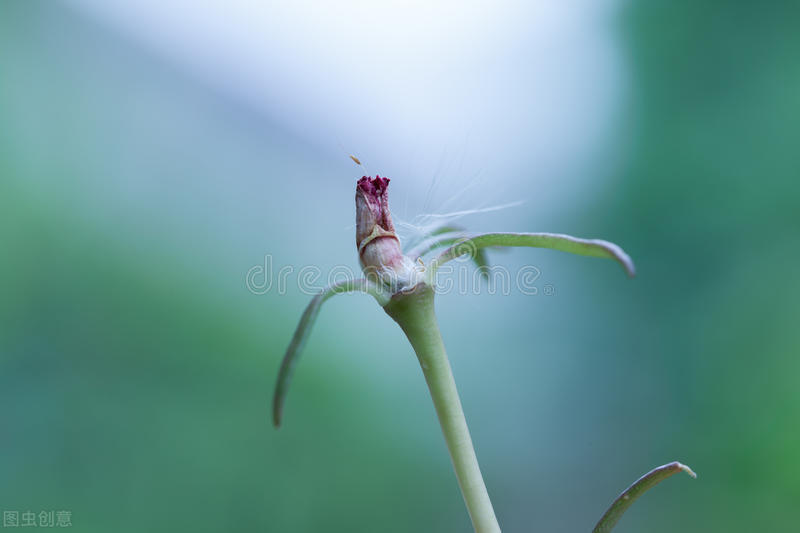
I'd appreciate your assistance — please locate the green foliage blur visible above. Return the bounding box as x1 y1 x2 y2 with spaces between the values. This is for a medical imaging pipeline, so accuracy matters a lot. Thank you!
1 1 798 532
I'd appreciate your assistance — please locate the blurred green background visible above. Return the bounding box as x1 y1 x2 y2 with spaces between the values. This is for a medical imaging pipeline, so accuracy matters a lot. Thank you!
2 1 798 532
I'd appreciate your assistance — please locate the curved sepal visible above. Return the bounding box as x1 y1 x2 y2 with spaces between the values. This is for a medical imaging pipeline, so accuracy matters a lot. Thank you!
592 461 696 533
272 278 389 428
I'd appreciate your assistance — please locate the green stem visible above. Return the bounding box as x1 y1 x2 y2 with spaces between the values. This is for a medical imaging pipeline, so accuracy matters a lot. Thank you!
384 283 501 533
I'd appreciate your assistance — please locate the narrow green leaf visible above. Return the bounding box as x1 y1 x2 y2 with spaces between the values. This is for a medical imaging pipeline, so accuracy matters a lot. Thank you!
430 232 636 278
472 247 491 281
592 461 696 533
272 278 388 428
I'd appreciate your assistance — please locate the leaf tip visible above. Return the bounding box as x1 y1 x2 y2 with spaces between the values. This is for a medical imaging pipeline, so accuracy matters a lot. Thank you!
614 249 636 278
675 462 697 479
272 396 284 428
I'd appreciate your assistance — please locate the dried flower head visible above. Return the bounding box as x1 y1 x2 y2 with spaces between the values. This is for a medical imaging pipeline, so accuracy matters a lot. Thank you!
355 176 419 290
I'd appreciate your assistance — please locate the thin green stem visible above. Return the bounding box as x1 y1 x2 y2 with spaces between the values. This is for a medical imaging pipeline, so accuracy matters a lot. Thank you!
384 283 500 533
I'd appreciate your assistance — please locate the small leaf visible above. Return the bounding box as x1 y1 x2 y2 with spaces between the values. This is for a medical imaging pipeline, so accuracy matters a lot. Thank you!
592 461 696 533
272 278 388 428
430 232 636 278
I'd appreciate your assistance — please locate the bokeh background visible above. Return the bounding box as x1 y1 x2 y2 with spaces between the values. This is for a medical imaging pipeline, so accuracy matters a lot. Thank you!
2 1 798 531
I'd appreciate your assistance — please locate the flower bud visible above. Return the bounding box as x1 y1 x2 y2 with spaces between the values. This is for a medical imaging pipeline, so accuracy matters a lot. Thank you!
356 176 419 290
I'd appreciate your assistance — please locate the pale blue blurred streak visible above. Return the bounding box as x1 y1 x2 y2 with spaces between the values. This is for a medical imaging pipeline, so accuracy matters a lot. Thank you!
63 0 626 225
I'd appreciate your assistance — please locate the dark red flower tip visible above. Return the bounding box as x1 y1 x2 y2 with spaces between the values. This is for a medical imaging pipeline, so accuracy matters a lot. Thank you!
357 175 390 199
355 174 398 253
